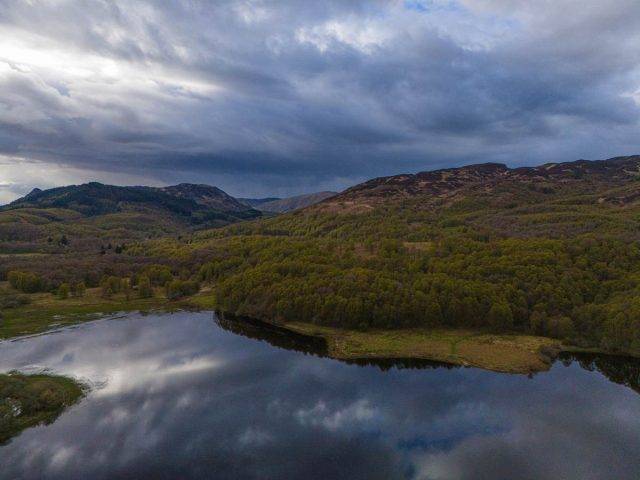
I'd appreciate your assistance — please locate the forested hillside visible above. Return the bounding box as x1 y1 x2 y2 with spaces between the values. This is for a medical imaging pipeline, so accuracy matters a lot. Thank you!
145 155 640 355
3 156 640 357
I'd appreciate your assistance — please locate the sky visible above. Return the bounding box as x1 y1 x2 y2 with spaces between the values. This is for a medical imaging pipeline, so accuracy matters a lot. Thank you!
1 0 640 203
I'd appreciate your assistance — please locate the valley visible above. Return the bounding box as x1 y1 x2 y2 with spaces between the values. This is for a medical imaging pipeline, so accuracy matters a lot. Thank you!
3 156 640 372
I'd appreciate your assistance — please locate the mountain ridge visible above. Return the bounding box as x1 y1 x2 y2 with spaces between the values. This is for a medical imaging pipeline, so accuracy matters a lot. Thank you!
315 155 640 213
0 182 261 253
3 181 259 223
255 191 338 213
238 197 281 208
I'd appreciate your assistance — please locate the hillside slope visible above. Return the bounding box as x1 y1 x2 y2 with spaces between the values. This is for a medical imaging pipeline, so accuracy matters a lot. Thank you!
165 155 640 357
160 184 250 212
238 197 281 208
0 182 260 254
5 182 256 219
319 156 640 212
257 191 337 213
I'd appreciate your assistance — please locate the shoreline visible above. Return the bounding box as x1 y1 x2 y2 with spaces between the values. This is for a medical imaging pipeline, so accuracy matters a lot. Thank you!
0 372 85 444
219 314 561 374
2 291 639 374
216 313 640 375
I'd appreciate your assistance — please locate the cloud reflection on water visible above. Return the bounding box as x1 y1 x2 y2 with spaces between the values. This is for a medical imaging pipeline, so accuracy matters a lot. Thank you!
0 311 639 479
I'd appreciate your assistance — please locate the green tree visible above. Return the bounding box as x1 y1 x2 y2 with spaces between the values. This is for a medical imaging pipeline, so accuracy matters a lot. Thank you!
529 310 547 335
138 275 153 299
165 279 199 300
100 276 122 298
424 297 442 327
7 271 44 293
57 283 70 300
72 282 86 298
123 280 132 301
488 301 513 331
143 265 173 286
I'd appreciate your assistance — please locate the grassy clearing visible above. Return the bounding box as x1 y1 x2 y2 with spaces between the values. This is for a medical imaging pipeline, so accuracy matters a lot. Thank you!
0 285 221 340
284 322 562 374
0 287 172 339
183 287 217 309
0 372 84 444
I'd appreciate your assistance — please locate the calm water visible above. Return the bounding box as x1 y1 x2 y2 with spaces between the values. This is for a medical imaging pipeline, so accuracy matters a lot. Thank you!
1 311 639 480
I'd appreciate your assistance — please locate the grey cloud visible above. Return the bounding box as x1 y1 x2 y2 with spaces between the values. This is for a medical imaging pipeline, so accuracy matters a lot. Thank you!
0 0 639 197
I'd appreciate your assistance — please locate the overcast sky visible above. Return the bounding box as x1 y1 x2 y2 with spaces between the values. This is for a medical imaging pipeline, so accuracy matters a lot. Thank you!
1 0 640 202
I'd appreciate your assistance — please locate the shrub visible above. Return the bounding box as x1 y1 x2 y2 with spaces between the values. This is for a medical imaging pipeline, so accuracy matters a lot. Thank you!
0 289 30 309
137 275 153 298
100 276 123 298
57 283 70 300
7 271 45 293
165 279 200 300
72 282 86 298
142 264 173 286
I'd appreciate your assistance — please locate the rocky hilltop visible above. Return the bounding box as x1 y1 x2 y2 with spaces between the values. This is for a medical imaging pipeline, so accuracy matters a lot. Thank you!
317 155 640 213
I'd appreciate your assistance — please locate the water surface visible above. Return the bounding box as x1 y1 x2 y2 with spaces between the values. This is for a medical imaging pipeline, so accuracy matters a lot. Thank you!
1 311 639 480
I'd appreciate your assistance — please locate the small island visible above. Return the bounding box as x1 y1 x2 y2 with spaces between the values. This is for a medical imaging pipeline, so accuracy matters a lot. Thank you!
0 373 84 444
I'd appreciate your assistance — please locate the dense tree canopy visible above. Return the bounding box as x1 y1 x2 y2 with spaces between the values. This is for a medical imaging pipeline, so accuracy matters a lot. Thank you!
4 158 640 356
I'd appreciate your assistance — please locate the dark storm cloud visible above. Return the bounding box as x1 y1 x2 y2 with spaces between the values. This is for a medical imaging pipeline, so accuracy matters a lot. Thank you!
0 0 640 197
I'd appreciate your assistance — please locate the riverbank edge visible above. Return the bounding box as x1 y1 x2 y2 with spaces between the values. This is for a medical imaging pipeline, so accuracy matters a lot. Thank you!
218 314 562 374
213 312 640 374
2 291 638 374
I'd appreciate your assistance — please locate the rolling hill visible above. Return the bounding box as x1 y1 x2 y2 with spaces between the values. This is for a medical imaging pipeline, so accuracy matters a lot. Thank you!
240 191 337 213
238 197 281 208
257 191 338 213
5 182 256 219
0 182 261 254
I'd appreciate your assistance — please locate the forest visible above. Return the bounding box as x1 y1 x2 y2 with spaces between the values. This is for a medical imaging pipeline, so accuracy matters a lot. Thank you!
2 157 640 357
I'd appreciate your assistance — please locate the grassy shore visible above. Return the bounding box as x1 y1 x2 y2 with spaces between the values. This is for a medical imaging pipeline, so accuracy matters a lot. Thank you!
0 287 173 339
0 288 628 375
0 372 84 444
0 282 229 340
283 322 562 374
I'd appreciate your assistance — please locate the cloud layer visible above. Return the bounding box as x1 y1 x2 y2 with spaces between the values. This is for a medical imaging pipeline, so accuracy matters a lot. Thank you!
1 0 640 199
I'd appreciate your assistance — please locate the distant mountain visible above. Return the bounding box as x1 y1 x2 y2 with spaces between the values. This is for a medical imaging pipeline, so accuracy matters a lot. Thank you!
238 197 281 208
249 191 338 213
4 182 259 224
0 182 261 253
160 184 251 212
